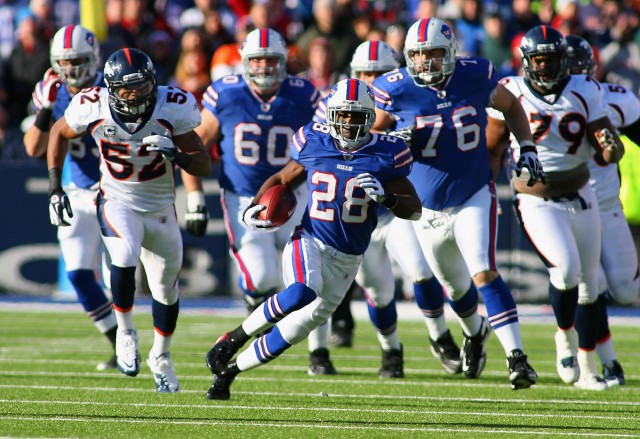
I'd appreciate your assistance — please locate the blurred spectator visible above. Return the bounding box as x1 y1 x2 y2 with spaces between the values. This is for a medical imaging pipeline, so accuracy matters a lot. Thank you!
297 37 345 95
120 0 172 50
209 16 254 81
352 0 407 32
507 0 542 39
155 0 192 34
146 29 175 83
496 30 525 78
413 0 438 20
599 9 640 95
482 8 511 74
296 0 361 73
180 0 237 36
385 23 406 66
455 0 485 57
287 44 307 75
200 9 234 60
551 0 583 36
0 0 23 65
171 47 210 105
3 8 49 127
28 0 53 39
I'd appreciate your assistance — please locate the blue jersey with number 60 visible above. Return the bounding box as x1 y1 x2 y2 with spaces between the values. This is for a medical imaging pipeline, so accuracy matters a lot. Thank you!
290 122 413 255
371 58 498 210
201 74 321 196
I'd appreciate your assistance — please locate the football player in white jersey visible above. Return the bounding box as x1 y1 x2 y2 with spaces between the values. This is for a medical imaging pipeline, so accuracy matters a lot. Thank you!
23 25 118 371
179 28 336 375
487 26 624 390
46 48 212 392
565 35 640 386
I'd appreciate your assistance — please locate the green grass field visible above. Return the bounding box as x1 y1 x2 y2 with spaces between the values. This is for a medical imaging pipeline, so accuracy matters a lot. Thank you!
1 307 639 438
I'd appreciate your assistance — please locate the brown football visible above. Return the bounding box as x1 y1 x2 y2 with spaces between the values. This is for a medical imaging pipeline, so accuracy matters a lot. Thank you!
258 184 297 227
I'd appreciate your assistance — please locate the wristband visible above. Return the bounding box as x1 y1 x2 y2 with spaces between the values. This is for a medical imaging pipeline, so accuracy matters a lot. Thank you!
519 140 538 155
34 109 53 131
172 151 193 169
48 167 63 196
382 194 399 209
187 190 206 211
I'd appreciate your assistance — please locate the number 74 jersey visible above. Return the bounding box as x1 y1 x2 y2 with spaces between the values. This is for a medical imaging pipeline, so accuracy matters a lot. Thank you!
64 86 201 212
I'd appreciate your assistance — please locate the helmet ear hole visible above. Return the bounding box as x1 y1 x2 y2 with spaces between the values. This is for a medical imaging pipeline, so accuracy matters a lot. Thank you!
104 48 158 118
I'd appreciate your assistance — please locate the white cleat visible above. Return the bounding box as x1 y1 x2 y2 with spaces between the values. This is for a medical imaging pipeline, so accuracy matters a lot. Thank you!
574 374 608 391
555 329 579 384
147 351 180 393
116 329 140 377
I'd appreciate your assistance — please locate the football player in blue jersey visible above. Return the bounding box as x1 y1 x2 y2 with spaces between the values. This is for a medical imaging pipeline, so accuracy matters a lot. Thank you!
23 25 119 371
370 18 543 389
203 78 422 400
180 28 342 374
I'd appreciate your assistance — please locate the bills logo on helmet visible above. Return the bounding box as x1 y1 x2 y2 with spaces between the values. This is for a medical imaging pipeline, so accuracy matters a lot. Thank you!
85 33 95 47
441 25 453 40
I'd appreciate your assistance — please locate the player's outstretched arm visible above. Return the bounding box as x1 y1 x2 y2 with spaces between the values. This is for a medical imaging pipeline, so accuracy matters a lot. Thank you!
486 116 509 182
362 174 421 221
252 160 307 204
172 130 213 177
587 116 625 164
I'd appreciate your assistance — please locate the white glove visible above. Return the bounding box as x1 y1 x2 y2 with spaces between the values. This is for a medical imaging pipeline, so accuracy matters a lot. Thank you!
387 123 416 147
144 135 177 161
516 141 546 186
356 172 387 203
184 190 208 237
33 68 61 110
242 203 276 230
596 128 618 152
49 188 73 227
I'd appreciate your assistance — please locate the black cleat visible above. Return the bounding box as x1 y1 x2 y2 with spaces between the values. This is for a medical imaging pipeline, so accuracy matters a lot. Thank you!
96 353 118 371
507 349 537 390
308 348 338 376
205 333 239 375
461 317 490 379
330 327 353 348
379 345 404 378
429 330 462 375
603 360 625 387
206 364 239 401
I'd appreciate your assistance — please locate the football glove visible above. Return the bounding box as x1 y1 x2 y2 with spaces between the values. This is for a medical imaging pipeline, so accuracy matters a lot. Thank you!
33 68 61 110
242 203 276 231
144 135 177 161
596 128 618 152
356 173 387 203
49 188 73 227
387 123 416 147
516 141 546 186
185 190 209 237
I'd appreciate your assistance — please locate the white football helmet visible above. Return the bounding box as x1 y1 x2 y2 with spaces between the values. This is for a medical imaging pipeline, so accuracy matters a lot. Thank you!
404 18 457 87
50 24 100 88
240 28 288 90
350 40 399 77
326 78 376 150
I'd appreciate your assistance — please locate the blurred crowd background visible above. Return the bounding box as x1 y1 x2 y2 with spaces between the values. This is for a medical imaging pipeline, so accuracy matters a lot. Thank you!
0 0 639 161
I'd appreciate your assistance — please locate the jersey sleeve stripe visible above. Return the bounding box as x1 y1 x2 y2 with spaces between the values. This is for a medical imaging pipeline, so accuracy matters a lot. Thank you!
88 119 106 136
371 84 390 100
487 61 494 80
609 103 624 126
292 127 306 151
571 90 589 118
395 147 413 168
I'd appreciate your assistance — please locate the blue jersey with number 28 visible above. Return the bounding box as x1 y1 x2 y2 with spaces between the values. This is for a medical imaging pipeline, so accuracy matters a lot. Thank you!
290 122 413 255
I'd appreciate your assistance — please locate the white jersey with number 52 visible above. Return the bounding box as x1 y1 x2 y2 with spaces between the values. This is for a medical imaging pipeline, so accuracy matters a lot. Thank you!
64 86 201 212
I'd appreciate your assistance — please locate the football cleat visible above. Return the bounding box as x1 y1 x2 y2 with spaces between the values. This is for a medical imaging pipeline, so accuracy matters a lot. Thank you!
205 333 239 375
555 328 579 384
507 349 537 390
206 363 239 401
429 330 462 374
379 345 404 378
96 353 118 371
574 374 608 391
603 360 625 387
460 316 490 379
147 352 180 393
116 329 140 377
308 348 338 376
330 327 353 348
